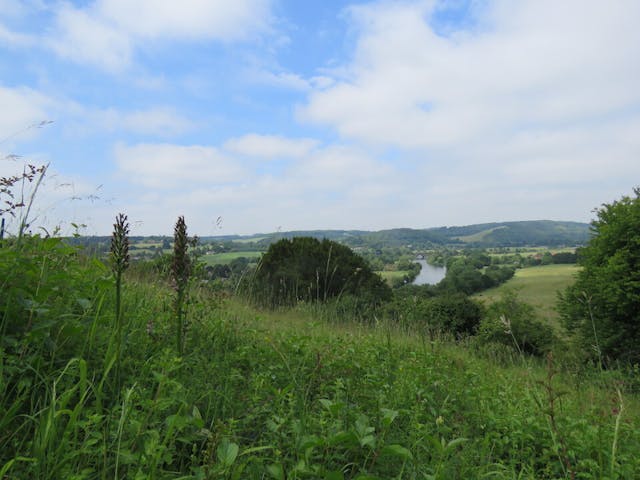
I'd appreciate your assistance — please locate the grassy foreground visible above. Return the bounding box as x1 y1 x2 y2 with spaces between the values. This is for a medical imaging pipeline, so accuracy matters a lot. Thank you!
1 240 638 479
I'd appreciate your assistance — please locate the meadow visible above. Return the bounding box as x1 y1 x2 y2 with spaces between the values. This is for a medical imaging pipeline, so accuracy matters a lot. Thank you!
200 251 263 265
473 264 580 329
376 270 412 285
1 235 638 479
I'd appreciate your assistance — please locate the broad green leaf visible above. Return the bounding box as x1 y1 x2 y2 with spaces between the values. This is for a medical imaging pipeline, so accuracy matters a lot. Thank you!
380 444 413 460
266 463 285 480
217 440 239 468
380 408 398 427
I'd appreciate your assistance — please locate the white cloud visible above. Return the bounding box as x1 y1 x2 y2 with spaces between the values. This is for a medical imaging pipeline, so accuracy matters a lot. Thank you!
107 137 410 234
48 4 132 73
95 107 194 136
114 143 246 188
0 86 52 145
255 70 311 91
46 0 273 72
301 0 640 149
224 134 317 158
289 145 393 190
0 22 35 47
98 0 271 41
0 0 32 17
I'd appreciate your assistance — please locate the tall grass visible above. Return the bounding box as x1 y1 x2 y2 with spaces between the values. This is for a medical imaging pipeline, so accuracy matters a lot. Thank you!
1 230 639 478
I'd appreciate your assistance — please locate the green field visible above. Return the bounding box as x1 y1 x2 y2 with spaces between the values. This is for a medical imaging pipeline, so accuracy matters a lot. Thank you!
487 246 577 257
474 264 580 328
377 270 410 281
201 250 263 265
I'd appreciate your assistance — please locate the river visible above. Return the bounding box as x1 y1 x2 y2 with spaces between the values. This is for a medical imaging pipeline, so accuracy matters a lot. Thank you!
412 259 447 285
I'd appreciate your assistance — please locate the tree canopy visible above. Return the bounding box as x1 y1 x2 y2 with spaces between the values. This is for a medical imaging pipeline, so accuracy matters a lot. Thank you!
251 237 391 307
559 188 640 364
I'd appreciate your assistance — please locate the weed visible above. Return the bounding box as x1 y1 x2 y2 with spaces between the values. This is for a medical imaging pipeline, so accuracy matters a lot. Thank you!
172 216 191 355
110 213 130 390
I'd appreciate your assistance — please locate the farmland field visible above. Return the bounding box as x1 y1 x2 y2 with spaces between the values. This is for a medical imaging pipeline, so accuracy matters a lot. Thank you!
201 250 263 265
473 264 580 329
377 270 410 281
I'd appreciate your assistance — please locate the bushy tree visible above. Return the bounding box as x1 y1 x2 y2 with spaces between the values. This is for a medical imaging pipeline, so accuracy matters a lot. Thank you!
559 188 640 363
252 237 391 307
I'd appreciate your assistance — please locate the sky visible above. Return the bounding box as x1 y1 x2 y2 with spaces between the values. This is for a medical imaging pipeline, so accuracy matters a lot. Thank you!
1 0 639 236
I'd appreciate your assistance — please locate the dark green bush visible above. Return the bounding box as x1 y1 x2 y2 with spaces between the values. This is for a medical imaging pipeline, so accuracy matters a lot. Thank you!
388 293 483 337
250 237 391 308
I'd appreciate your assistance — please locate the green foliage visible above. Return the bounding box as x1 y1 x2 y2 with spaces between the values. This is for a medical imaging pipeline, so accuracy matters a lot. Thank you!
388 294 483 337
0 236 107 362
552 251 578 264
478 290 555 357
438 254 514 295
559 188 640 364
251 237 391 308
446 220 590 247
1 229 639 479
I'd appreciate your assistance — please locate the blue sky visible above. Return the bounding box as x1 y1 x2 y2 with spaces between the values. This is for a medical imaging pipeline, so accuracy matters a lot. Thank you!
1 0 639 236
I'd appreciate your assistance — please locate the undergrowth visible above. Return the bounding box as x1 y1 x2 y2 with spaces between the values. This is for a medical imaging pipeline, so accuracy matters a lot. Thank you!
1 234 639 479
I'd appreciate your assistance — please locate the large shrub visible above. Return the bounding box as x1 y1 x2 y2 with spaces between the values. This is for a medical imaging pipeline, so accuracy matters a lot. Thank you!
388 293 483 337
251 237 391 307
559 187 640 364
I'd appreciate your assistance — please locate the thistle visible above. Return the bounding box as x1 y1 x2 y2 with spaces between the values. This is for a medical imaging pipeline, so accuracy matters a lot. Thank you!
172 216 190 355
110 213 129 387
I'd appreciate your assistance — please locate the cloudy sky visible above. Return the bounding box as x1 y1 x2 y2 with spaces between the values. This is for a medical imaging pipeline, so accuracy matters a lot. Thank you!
1 0 639 236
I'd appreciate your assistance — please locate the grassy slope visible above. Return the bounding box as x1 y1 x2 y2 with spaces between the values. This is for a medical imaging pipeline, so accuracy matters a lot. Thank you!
456 226 507 243
3 241 638 478
218 299 640 477
473 264 580 329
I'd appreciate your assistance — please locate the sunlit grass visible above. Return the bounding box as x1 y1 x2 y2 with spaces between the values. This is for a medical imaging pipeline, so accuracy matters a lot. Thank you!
474 264 580 330
200 251 262 265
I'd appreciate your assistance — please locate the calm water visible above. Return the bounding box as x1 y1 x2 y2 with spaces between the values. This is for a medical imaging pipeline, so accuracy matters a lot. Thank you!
412 259 447 285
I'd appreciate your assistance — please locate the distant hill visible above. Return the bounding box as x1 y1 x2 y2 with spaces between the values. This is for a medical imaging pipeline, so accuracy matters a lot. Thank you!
204 220 590 248
430 220 591 247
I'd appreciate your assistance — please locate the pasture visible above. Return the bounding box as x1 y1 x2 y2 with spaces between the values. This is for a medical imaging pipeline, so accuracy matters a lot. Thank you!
473 264 580 329
200 250 263 265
